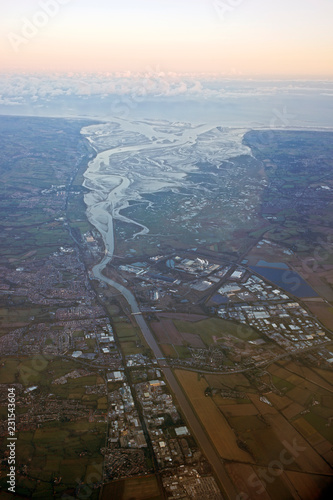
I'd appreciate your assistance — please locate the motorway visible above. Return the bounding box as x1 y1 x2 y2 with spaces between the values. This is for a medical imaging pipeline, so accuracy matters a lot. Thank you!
93 262 237 499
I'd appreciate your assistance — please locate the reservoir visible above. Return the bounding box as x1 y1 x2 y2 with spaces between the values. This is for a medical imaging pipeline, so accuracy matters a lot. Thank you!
250 265 318 298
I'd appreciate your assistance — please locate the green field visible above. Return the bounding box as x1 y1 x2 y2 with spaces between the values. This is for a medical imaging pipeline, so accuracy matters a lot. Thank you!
115 321 140 340
0 421 105 496
101 475 162 500
120 341 142 355
173 317 260 345
271 375 295 393
0 356 106 496
174 345 192 359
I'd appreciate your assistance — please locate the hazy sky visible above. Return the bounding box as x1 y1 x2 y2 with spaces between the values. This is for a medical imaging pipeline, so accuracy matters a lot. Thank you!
1 0 333 77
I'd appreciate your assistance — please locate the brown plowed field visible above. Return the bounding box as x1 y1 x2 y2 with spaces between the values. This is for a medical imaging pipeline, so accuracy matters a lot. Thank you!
219 403 258 417
150 319 183 345
225 463 271 500
281 402 304 420
284 471 333 500
175 369 252 462
158 313 208 322
180 331 205 348
266 413 332 475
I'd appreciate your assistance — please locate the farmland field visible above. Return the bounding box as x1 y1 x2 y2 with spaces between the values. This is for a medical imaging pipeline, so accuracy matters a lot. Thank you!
101 476 162 500
175 369 252 462
0 357 107 497
173 317 259 345
175 358 333 498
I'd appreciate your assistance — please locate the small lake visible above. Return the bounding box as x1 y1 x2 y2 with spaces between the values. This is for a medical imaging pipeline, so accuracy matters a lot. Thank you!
250 265 318 298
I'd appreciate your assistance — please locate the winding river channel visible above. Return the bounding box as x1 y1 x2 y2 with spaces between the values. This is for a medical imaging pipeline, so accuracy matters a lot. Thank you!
81 118 248 498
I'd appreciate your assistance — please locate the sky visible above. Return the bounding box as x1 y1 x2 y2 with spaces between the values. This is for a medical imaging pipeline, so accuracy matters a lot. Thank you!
1 0 333 78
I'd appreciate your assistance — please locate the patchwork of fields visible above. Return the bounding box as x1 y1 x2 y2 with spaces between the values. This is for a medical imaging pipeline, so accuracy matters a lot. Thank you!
175 359 333 499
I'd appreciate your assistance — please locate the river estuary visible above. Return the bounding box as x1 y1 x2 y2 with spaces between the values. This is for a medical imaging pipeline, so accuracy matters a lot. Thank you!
81 118 250 498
